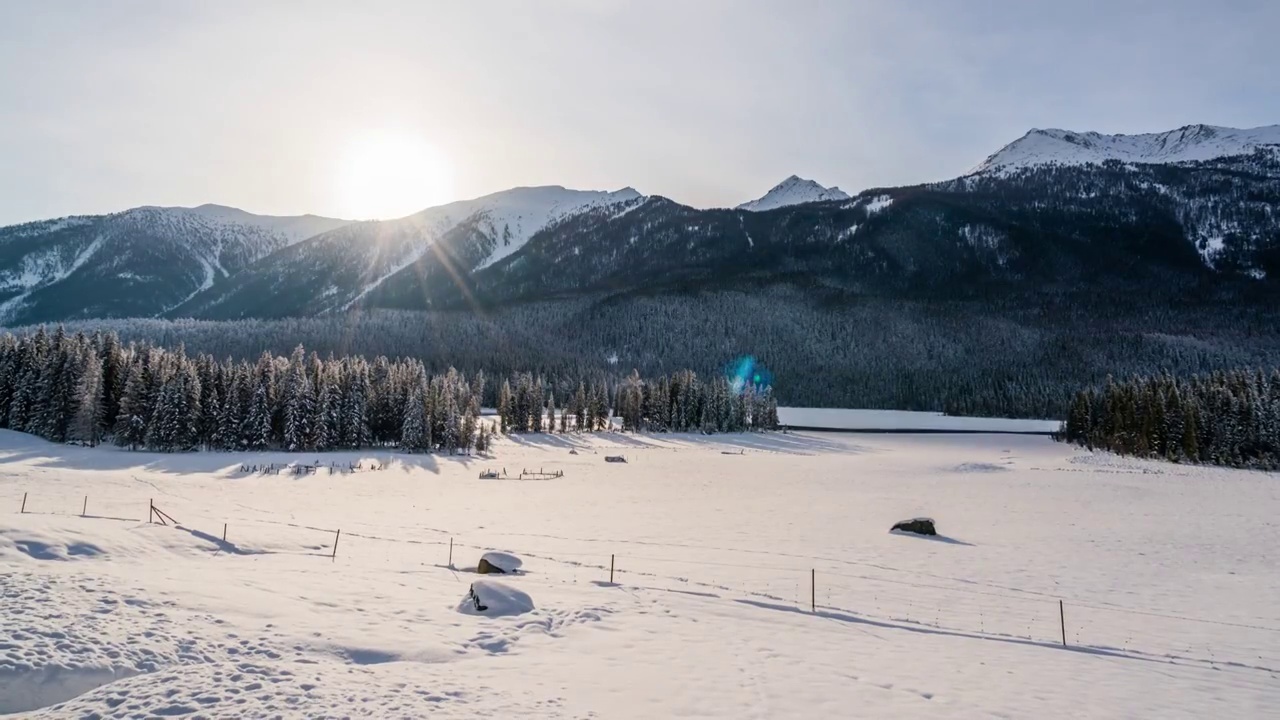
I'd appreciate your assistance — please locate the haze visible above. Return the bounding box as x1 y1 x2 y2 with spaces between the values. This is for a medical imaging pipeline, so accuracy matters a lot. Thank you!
1 0 1277 224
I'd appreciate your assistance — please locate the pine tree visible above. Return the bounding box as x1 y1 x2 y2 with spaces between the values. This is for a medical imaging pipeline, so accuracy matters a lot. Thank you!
69 345 105 446
282 347 314 451
401 383 428 452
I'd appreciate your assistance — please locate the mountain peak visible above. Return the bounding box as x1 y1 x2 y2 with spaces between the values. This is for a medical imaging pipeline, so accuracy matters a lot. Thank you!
738 176 850 212
972 123 1280 174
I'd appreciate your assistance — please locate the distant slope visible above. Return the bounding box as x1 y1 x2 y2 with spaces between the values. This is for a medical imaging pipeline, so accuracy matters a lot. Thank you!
972 124 1280 174
0 206 349 324
171 186 642 319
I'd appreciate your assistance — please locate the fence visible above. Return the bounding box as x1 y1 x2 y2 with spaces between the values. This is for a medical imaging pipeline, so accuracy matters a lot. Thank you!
8 488 1279 675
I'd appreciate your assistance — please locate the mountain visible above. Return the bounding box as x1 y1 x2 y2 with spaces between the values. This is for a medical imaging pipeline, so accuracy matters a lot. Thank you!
170 186 643 318
1 122 1278 327
0 206 349 325
972 123 1280 174
737 175 850 211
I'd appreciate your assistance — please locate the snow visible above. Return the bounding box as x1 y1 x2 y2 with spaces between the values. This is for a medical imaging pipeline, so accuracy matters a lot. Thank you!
457 579 535 617
464 186 642 270
0 234 106 323
778 407 1059 433
972 123 1280 175
738 175 851 212
340 186 643 306
2 429 1278 718
169 204 351 245
863 194 894 214
479 551 524 573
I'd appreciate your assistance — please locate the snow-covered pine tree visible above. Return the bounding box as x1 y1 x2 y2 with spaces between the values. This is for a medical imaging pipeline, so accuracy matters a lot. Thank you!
400 382 428 452
282 346 314 451
242 382 273 451
69 344 105 446
497 379 512 434
574 382 587 433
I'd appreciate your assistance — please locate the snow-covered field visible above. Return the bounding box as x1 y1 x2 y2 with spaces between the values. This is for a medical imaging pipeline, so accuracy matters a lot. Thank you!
777 407 1059 433
1 429 1277 718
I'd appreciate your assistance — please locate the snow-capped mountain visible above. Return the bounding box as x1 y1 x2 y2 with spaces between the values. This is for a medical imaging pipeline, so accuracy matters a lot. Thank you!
3 121 1279 326
0 206 349 324
737 176 850 212
972 124 1280 174
171 186 645 318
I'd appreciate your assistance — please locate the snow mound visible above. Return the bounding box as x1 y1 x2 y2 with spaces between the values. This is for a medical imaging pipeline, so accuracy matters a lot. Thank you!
972 123 1280 174
458 580 534 617
738 175 850 212
480 551 524 573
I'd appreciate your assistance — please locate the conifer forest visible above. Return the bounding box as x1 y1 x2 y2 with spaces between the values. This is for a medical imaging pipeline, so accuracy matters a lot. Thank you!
0 326 779 454
1061 369 1280 470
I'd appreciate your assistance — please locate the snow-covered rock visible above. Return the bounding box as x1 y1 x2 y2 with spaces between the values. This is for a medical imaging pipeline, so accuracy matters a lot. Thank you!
737 175 850 212
457 580 534 617
971 123 1280 175
478 551 524 574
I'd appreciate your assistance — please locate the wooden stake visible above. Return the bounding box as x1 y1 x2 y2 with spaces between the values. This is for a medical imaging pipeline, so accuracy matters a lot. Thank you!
811 569 816 612
20 492 27 514
149 498 153 524
448 537 453 567
82 496 87 517
331 529 341 561
1060 600 1067 647
222 523 227 543
610 554 615 584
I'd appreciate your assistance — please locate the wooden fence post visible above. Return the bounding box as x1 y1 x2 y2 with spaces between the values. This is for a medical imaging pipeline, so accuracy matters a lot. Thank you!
610 554 615 584
1060 600 1067 647
20 492 27 514
332 529 341 561
448 537 453 567
82 496 87 517
149 498 153 524
811 569 816 612
222 523 227 543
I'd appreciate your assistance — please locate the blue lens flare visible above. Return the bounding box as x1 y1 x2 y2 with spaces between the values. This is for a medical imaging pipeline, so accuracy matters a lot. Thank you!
725 356 772 394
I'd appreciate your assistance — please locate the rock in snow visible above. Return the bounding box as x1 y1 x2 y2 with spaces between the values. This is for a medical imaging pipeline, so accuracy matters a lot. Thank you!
891 518 937 536
477 551 523 574
458 579 534 617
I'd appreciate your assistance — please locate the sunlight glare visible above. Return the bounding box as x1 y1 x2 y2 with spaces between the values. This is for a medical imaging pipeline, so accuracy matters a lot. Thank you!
337 131 453 220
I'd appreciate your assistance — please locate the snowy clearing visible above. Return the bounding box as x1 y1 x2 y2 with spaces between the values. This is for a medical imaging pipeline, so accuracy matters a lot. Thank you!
1 429 1277 718
778 407 1059 433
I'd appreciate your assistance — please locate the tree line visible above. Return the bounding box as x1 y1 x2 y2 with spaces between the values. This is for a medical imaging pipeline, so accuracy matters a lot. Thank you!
1061 368 1280 469
11 284 1279 422
0 326 779 454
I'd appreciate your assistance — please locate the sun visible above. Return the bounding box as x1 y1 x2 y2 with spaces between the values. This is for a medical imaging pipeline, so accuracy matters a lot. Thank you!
337 131 454 220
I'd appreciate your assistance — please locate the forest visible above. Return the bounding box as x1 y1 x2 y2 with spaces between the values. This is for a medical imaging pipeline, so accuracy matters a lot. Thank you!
0 326 778 454
12 285 1280 420
1061 368 1280 470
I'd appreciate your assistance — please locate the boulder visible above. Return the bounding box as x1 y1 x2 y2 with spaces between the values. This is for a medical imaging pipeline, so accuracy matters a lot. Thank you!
891 518 937 536
477 551 523 574
458 579 534 617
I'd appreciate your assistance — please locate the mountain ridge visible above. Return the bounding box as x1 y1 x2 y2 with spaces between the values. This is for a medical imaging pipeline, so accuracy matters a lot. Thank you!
972 123 1280 175
1 122 1278 325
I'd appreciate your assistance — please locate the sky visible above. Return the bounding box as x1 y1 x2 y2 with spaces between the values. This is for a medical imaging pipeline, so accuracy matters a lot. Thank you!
1 0 1278 224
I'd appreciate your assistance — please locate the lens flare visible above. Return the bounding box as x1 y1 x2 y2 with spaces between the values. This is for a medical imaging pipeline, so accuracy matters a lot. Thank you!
726 356 772 394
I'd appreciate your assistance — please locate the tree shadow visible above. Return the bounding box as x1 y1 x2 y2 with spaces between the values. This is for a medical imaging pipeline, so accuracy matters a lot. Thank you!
0 430 477 478
498 430 864 456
